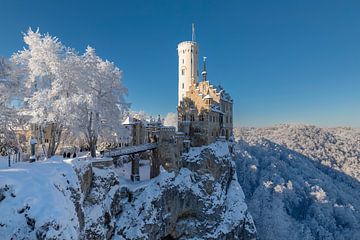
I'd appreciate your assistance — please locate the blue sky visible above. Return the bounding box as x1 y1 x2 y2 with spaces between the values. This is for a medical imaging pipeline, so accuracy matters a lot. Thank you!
1 0 360 127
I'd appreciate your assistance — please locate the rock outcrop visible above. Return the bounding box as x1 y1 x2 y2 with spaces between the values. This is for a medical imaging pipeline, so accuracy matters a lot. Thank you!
115 141 256 239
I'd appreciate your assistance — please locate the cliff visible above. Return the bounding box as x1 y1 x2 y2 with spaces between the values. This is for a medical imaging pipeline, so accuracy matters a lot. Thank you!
0 141 256 240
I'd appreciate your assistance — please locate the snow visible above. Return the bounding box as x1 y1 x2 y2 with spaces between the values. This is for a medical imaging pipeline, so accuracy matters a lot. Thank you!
163 112 177 130
122 116 135 125
0 156 82 239
236 124 360 181
235 124 360 240
185 140 230 161
115 159 151 181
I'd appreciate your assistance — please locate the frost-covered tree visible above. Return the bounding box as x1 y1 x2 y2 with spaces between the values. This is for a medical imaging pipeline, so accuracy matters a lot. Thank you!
71 46 128 157
164 112 177 130
235 125 360 240
0 57 22 155
12 29 129 158
129 110 152 122
12 29 75 158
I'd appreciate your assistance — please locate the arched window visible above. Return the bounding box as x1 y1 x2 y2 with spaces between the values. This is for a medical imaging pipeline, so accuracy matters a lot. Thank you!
199 114 204 121
181 69 185 76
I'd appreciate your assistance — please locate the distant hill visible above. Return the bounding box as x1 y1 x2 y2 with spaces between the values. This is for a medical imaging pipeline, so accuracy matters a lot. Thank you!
235 124 360 240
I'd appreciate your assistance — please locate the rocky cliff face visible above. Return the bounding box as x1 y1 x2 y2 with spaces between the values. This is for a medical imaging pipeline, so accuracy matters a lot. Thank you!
0 141 256 240
115 141 256 239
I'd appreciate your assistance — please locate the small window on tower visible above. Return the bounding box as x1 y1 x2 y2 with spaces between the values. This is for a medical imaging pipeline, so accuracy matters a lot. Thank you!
182 59 184 64
182 83 184 89
181 69 185 76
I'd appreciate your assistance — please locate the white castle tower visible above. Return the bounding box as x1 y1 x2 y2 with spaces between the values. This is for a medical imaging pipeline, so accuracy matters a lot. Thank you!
177 24 199 105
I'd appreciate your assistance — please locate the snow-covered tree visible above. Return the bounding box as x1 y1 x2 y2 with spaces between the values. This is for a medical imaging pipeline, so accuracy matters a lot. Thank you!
164 112 177 130
129 110 151 122
71 46 129 157
12 29 74 158
235 124 360 240
12 29 129 158
0 57 22 155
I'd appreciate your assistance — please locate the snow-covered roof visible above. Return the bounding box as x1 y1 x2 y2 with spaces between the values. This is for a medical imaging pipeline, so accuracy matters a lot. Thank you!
122 116 135 125
204 94 213 99
211 104 224 114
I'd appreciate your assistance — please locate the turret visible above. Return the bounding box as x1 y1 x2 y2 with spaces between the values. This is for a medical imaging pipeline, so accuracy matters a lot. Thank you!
178 24 199 105
201 56 207 82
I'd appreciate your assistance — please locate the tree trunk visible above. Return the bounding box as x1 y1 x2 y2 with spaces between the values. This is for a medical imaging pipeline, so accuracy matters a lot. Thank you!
45 123 63 159
53 126 62 156
47 124 55 159
87 111 98 158
90 141 96 157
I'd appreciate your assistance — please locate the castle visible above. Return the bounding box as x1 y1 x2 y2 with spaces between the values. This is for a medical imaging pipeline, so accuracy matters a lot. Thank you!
177 26 234 147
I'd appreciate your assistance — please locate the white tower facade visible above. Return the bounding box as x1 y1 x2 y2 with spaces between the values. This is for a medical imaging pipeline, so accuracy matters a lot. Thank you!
177 40 199 105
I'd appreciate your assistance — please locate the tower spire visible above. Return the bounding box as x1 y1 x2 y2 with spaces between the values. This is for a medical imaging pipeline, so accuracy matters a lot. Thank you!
192 23 196 42
202 56 207 81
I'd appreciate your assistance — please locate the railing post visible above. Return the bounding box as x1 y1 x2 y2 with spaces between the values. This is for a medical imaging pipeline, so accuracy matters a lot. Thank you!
130 154 140 181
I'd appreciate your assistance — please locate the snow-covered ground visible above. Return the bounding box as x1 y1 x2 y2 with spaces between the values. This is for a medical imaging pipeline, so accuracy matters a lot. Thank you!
0 156 84 239
0 156 18 169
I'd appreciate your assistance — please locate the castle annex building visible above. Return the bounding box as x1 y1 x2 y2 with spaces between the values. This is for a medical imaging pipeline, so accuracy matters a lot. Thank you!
177 27 233 146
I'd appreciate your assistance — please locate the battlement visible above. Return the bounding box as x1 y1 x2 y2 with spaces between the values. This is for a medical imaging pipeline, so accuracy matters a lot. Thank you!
177 41 197 48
